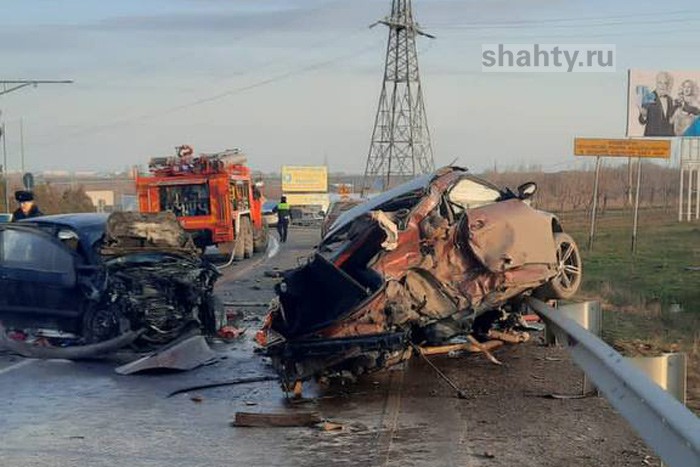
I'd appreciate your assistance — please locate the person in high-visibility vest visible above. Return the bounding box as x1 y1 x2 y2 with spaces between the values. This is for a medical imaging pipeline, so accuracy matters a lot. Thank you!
273 196 291 243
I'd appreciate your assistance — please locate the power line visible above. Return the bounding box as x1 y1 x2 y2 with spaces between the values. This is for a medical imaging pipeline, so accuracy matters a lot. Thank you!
434 25 700 41
434 16 700 31
428 9 696 28
28 41 380 149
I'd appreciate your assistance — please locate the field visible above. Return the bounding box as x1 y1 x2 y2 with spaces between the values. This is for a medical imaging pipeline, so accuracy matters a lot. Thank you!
556 206 699 411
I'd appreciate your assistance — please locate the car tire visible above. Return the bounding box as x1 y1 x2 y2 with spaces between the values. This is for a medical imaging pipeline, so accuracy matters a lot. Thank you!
82 303 120 344
243 217 254 259
536 232 582 300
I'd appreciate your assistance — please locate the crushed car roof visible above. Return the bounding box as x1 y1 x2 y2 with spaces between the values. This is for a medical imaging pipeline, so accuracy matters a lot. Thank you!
324 172 434 239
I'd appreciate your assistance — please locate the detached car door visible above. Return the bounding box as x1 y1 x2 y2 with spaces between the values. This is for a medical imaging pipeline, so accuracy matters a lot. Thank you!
0 227 82 330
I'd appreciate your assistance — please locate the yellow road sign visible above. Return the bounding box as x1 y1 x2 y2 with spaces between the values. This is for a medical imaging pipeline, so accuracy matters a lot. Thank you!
574 138 671 158
281 166 328 192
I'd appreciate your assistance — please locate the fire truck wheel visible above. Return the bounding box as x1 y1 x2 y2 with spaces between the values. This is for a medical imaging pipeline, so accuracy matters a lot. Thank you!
234 221 246 261
254 221 269 253
243 217 254 259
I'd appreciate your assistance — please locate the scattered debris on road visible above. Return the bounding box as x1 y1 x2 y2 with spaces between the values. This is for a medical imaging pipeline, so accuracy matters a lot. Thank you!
167 375 279 398
217 325 246 340
222 302 270 307
413 343 470 399
538 393 591 400
115 334 219 375
232 411 322 428
317 421 344 432
418 340 503 357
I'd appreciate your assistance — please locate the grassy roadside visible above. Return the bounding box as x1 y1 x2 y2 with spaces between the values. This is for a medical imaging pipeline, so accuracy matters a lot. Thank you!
555 207 699 412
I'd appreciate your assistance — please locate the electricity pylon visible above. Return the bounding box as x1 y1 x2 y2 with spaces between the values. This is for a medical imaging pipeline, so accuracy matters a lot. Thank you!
361 0 435 196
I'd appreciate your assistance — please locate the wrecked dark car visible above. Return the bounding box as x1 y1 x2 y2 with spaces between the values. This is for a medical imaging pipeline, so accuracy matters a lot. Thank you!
258 167 582 384
0 212 222 358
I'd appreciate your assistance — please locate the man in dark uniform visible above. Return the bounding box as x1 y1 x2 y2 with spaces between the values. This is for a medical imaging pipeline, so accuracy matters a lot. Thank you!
12 190 43 221
273 196 291 243
638 71 677 137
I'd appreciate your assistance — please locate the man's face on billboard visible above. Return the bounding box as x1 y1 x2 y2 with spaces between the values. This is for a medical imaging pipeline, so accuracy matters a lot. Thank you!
656 73 672 97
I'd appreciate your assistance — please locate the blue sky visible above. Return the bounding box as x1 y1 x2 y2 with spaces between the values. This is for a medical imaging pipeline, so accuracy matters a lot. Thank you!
1 0 698 173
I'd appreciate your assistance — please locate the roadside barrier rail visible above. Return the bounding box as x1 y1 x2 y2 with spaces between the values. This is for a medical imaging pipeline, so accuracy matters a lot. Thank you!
527 298 700 467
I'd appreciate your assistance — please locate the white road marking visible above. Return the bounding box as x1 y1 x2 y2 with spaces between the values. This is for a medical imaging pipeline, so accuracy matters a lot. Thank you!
0 358 35 376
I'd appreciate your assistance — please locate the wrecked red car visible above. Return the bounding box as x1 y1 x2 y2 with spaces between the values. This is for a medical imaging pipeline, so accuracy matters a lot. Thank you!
0 212 223 359
258 167 582 383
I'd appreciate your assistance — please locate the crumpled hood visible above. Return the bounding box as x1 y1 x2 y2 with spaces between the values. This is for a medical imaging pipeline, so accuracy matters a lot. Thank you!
101 212 198 257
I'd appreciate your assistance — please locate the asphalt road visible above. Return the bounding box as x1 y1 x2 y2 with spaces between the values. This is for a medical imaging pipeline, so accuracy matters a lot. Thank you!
0 227 655 467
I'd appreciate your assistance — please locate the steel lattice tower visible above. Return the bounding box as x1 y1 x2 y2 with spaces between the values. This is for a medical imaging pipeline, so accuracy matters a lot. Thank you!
361 0 435 195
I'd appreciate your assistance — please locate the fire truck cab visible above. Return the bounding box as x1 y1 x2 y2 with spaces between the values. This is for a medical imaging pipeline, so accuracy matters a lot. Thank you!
136 145 268 258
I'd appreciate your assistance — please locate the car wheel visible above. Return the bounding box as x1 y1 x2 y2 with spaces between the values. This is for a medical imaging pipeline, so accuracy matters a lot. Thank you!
537 232 582 300
82 303 121 344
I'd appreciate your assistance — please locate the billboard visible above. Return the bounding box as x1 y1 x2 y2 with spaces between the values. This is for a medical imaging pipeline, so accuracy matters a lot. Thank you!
85 190 115 207
281 166 327 193
627 69 700 137
574 138 671 159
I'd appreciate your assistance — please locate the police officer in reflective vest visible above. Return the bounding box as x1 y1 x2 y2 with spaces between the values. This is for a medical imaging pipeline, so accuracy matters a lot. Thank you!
273 196 291 243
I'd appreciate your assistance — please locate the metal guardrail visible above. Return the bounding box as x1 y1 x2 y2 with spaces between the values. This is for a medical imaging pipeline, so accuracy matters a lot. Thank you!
527 298 700 467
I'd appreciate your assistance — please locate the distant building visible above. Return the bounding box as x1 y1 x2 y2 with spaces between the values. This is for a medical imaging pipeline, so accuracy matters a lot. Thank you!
74 171 98 178
86 190 115 212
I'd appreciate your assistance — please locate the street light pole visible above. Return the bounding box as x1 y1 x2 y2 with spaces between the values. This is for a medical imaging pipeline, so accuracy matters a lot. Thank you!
20 117 25 174
1 122 7 212
0 78 72 210
0 79 73 97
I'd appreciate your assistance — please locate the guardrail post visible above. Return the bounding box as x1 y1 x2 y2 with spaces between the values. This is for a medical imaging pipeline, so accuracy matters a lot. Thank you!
627 353 688 467
627 353 687 404
546 301 602 344
545 301 602 395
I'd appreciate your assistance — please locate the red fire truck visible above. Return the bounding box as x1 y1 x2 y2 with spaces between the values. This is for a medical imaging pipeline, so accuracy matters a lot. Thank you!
136 145 268 258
